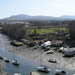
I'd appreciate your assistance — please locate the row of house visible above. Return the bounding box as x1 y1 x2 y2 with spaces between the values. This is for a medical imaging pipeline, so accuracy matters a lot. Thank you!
21 38 63 48
41 40 63 48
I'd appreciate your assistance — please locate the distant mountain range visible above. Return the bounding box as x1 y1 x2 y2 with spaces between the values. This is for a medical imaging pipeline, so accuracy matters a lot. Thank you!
1 14 75 21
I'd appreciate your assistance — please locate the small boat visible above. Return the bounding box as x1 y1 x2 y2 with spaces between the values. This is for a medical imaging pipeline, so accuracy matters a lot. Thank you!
12 60 20 65
47 50 54 54
55 70 68 75
14 73 21 75
48 59 57 63
5 58 10 62
37 65 50 73
0 55 3 59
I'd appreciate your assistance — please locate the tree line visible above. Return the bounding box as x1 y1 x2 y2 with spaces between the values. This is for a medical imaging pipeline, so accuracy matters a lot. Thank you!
2 24 26 40
2 20 75 45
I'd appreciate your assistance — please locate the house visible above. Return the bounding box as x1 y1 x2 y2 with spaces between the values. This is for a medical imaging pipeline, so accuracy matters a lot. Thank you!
64 48 75 57
51 40 63 47
41 41 51 48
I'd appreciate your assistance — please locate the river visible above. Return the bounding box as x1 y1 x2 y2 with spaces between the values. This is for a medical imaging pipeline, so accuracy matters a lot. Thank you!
0 33 74 75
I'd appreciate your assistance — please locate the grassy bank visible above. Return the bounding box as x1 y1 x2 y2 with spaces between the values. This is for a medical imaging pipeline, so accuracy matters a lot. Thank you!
27 27 67 34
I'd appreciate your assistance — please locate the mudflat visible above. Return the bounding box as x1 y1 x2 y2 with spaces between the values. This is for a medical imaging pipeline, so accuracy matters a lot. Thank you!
0 34 75 71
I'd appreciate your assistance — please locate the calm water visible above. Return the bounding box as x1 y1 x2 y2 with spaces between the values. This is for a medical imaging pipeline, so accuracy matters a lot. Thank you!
0 33 74 75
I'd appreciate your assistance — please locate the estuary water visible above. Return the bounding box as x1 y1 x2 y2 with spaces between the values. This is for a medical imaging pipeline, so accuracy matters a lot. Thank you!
0 33 74 75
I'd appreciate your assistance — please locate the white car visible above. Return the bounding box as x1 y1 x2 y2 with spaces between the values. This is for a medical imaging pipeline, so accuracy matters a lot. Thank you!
47 50 54 54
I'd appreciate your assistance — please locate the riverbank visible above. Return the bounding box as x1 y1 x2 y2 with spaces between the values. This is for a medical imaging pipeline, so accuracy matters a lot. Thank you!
0 33 74 71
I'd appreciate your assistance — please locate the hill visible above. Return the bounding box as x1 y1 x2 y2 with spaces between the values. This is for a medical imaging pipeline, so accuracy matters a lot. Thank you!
1 14 75 21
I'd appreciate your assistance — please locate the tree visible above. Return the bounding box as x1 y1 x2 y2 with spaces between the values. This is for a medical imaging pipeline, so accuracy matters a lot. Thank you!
68 21 75 41
34 29 36 35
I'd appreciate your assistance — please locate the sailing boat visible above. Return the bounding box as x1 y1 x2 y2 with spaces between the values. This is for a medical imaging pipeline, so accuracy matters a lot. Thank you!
0 55 3 59
4 44 10 62
12 47 20 65
55 54 68 75
0 42 3 59
14 73 21 75
37 65 50 72
12 59 20 65
14 66 21 75
37 53 50 72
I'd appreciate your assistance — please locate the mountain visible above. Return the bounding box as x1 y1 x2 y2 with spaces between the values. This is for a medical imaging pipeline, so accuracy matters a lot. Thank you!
2 14 55 21
2 14 31 20
60 15 75 19
10 14 31 18
1 14 75 21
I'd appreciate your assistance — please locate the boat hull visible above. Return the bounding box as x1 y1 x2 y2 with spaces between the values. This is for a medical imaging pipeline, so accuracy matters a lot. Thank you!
12 60 20 65
5 58 10 62
37 66 50 73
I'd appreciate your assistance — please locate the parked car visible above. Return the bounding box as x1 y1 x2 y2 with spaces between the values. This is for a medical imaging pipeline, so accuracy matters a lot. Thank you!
47 50 54 54
33 45 39 49
48 59 57 63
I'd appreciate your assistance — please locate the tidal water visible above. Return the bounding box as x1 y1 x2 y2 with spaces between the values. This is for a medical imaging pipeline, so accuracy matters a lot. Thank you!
0 33 74 75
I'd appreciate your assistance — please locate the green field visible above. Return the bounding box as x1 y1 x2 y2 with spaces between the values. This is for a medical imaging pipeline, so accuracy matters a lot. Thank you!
27 27 67 34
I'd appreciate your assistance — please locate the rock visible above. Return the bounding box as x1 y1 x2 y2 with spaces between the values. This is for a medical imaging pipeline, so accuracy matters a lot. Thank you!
30 72 40 75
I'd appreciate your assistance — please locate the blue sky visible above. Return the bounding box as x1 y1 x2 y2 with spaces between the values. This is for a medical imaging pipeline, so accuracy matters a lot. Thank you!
0 0 75 19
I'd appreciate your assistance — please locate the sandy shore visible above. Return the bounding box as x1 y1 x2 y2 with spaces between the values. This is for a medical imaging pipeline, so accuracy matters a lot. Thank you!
0 33 75 71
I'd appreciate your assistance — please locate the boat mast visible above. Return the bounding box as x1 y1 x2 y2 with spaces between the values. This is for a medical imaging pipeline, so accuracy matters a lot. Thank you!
59 54 60 70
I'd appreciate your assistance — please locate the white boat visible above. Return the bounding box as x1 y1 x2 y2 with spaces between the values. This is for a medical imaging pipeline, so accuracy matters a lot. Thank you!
37 65 50 73
0 55 3 59
47 50 54 54
12 60 20 65
4 44 10 62
55 70 68 75
14 73 21 75
55 54 68 75
5 58 10 62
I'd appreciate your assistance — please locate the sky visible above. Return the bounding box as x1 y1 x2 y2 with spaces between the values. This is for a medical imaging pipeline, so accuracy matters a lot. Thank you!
0 0 75 19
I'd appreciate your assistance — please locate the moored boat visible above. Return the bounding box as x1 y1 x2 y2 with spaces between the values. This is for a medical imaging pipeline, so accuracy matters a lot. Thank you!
55 70 68 75
12 60 20 65
5 58 10 62
37 65 50 73
14 73 21 75
0 55 3 59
